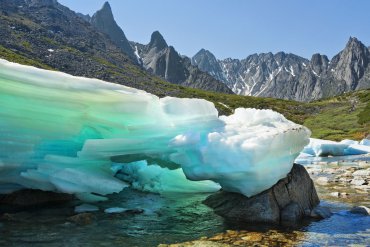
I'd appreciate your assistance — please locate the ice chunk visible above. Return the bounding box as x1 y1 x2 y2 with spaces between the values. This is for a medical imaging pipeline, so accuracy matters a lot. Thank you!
0 59 310 198
302 138 370 157
170 108 310 196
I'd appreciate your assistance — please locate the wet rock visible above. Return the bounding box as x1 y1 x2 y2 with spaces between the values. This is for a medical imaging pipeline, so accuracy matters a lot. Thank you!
281 202 302 225
67 213 95 225
350 206 370 216
204 164 320 225
0 189 73 212
310 206 332 219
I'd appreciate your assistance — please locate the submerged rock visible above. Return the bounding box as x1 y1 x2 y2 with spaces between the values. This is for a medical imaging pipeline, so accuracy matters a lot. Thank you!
350 206 370 216
0 189 73 212
204 164 321 225
310 206 332 219
67 213 95 225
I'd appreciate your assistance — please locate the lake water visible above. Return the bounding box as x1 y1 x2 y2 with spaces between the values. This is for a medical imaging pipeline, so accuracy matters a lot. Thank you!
0 156 369 246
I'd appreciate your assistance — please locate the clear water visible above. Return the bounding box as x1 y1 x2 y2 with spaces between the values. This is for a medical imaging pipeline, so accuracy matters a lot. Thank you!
0 156 369 247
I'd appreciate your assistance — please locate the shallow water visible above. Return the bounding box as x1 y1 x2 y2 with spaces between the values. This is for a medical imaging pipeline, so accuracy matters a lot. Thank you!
0 156 369 247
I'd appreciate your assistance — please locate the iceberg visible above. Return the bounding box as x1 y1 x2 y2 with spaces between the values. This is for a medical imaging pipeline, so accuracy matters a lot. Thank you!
0 59 310 199
302 138 370 157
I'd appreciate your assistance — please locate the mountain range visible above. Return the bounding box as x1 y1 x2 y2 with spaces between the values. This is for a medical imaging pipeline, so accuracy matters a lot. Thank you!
76 1 370 101
78 2 232 94
0 0 369 101
192 37 370 101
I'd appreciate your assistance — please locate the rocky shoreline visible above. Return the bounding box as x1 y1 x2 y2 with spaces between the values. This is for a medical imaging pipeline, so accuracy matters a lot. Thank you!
306 160 370 206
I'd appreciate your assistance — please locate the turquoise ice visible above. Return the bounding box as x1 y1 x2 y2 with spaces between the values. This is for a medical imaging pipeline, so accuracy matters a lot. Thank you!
0 59 310 200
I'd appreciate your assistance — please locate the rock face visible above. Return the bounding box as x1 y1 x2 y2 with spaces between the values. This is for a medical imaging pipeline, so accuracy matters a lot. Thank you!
192 38 370 101
132 31 234 94
204 164 320 225
90 2 137 62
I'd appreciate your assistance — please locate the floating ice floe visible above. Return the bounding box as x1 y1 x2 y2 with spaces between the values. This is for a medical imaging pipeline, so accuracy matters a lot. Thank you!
0 59 310 199
301 138 370 157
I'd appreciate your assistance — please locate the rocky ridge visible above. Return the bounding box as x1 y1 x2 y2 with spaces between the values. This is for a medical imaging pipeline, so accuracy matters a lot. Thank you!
192 37 370 101
131 31 233 94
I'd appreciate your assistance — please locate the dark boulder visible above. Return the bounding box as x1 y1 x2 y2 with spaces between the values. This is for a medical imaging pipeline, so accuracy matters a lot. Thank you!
204 164 322 225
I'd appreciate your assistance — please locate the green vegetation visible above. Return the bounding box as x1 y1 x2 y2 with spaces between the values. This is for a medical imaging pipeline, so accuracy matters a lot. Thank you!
21 41 32 51
0 45 54 70
303 90 370 140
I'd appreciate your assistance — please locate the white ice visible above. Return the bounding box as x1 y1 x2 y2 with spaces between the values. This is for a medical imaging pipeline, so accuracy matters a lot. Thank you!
302 138 370 157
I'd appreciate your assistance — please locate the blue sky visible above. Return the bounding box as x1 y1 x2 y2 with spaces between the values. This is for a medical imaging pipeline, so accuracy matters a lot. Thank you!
58 0 370 60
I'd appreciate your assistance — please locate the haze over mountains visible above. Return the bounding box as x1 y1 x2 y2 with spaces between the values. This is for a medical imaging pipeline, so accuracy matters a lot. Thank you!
0 0 369 101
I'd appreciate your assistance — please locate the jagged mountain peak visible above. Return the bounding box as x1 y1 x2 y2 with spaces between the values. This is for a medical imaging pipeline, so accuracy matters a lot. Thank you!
342 36 369 55
93 1 113 20
149 31 168 50
90 1 137 62
191 48 226 84
347 36 362 46
330 36 370 89
195 48 214 57
102 1 111 10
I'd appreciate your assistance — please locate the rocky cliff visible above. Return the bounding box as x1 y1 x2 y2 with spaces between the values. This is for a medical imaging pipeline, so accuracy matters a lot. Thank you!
90 2 137 63
132 31 233 94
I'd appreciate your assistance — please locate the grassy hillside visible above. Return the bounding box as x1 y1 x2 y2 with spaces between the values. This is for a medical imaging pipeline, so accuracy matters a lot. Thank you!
304 90 370 140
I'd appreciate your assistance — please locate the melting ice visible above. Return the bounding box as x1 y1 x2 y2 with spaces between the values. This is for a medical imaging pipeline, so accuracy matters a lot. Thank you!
0 59 310 200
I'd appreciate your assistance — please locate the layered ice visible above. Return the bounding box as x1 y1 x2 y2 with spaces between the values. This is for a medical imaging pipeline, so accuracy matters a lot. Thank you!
302 138 370 157
0 59 310 199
